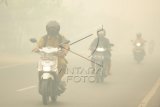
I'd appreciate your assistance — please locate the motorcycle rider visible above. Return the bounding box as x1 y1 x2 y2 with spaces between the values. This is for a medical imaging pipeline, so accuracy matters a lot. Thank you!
89 28 113 76
32 20 70 93
132 33 146 55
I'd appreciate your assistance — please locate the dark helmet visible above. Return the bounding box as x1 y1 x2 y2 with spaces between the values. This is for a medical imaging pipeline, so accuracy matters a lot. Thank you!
46 21 60 36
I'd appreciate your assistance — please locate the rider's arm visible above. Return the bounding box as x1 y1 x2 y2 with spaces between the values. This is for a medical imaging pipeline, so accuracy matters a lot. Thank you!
60 36 70 56
62 44 70 56
105 38 112 51
37 37 45 48
32 37 45 52
89 38 97 52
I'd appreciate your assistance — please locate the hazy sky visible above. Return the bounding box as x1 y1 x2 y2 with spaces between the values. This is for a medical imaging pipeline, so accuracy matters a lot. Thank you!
0 0 160 53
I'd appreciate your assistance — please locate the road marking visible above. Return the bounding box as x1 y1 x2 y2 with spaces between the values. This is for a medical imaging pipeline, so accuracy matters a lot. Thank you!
0 64 23 70
138 77 160 107
16 85 37 92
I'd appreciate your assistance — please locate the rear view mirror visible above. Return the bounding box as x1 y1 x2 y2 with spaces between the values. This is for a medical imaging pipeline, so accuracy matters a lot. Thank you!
30 38 37 43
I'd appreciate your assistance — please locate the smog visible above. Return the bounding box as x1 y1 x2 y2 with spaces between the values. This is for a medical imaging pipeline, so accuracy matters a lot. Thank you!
0 0 160 107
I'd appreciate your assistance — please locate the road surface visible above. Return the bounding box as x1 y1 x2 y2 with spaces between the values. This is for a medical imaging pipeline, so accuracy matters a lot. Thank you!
0 54 160 107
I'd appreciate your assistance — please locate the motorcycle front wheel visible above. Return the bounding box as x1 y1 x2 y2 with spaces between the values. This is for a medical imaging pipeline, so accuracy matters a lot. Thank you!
41 80 49 105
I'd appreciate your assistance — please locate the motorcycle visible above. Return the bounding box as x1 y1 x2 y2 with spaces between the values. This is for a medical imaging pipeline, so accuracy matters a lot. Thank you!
30 38 67 105
92 44 113 83
133 42 145 63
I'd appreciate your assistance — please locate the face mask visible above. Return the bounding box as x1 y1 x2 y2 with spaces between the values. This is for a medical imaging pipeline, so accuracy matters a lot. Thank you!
47 27 59 36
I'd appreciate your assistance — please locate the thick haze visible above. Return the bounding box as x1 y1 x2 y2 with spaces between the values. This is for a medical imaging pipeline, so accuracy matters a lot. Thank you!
0 0 160 55
0 1 160 107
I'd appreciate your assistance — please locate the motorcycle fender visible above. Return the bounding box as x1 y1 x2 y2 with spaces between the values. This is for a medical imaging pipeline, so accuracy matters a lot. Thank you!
41 73 54 80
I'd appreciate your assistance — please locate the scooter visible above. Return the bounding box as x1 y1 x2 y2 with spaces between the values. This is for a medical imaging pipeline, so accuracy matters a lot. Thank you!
133 42 145 63
30 38 65 105
92 44 113 83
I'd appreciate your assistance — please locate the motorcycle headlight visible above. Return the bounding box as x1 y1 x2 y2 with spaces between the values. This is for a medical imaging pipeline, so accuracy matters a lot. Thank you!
136 43 141 47
96 47 106 52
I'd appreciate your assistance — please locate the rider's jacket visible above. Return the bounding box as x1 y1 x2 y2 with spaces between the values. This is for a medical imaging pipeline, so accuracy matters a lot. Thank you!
89 37 112 57
37 34 69 64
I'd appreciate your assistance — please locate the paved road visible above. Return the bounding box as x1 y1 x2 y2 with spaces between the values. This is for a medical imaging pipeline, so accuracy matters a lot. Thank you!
146 86 160 107
0 54 160 107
